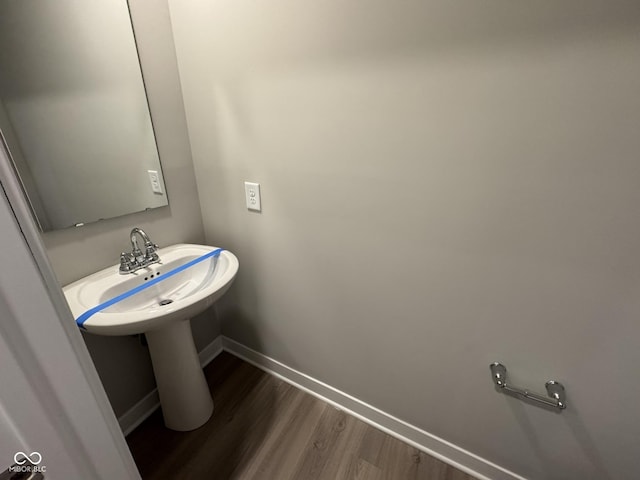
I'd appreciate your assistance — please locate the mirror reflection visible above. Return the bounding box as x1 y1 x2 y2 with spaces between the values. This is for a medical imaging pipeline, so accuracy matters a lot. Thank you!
0 0 168 231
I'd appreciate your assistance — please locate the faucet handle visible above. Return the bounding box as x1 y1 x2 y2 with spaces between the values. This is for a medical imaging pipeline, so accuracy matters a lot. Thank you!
145 243 160 263
119 252 134 273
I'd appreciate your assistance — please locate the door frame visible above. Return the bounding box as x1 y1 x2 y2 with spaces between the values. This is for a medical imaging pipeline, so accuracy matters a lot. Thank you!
0 138 140 479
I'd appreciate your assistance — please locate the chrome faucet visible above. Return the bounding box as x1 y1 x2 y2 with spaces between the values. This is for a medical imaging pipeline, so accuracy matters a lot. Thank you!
119 228 160 274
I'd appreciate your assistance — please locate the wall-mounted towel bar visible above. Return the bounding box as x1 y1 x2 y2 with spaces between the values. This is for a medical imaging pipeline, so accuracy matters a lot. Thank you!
489 362 566 411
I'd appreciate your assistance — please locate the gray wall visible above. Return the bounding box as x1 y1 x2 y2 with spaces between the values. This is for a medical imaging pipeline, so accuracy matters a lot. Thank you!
41 0 219 418
169 1 640 478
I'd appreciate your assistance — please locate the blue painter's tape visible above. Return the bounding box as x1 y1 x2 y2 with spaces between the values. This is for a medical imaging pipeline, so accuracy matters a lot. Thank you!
76 248 224 329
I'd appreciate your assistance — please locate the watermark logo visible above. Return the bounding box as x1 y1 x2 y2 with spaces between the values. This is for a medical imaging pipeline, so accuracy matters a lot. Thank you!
9 451 46 473
14 451 42 465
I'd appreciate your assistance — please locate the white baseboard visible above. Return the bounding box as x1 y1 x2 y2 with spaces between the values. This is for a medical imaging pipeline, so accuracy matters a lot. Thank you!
119 336 224 436
221 336 525 480
198 335 224 367
119 389 161 437
119 334 522 479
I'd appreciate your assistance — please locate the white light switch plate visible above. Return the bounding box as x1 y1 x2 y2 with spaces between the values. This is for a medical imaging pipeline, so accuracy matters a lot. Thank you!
244 181 261 212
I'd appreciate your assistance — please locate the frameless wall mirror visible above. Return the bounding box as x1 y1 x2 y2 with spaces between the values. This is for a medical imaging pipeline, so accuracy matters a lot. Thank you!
0 0 168 231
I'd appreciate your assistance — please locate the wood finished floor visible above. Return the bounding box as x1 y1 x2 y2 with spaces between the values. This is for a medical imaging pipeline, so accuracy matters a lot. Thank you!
127 352 477 480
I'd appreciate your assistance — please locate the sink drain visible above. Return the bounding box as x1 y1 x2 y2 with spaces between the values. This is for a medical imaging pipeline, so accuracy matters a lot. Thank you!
158 299 173 306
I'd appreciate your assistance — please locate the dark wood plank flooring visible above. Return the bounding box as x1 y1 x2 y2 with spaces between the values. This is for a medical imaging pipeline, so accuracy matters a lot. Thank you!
127 352 477 480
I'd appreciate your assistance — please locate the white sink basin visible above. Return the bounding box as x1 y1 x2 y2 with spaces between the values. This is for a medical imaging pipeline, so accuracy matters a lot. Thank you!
64 243 238 336
63 243 239 431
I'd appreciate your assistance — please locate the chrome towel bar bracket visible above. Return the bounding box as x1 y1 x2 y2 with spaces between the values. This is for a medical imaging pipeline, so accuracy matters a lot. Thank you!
489 362 566 411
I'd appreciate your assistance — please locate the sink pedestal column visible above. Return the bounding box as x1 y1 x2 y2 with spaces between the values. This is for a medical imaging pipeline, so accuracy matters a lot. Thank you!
145 319 213 431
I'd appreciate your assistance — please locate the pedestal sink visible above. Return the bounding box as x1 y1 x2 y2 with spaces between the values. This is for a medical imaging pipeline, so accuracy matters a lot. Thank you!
63 244 239 431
